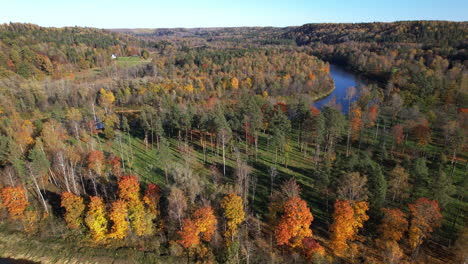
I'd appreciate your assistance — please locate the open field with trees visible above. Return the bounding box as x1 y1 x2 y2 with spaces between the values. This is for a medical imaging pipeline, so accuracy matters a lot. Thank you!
0 21 466 263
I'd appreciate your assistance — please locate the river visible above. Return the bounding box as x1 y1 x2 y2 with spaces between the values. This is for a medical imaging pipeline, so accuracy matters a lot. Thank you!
314 64 363 113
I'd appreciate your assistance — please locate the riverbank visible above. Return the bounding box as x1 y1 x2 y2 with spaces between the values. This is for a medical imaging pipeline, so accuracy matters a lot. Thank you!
310 85 335 102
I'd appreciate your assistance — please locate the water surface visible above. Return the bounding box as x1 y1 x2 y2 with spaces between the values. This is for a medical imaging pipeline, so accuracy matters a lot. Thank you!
314 64 362 113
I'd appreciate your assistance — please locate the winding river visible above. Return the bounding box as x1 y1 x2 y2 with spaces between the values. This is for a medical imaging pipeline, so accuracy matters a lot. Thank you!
314 64 363 113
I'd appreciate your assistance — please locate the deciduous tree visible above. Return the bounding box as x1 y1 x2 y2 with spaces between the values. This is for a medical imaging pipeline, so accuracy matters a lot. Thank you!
408 198 442 253
85 196 108 242
274 196 313 248
178 218 200 249
61 192 85 230
108 200 129 239
193 206 217 242
221 193 245 243
0 186 29 220
330 200 369 256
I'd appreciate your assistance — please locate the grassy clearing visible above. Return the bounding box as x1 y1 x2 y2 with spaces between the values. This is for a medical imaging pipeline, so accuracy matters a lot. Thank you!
115 56 151 68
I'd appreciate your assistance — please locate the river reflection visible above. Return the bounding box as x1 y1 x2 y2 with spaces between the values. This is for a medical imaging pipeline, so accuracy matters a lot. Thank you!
314 64 363 113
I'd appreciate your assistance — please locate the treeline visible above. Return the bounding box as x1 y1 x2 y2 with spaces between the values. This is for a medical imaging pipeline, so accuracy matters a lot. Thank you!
0 23 149 78
285 21 468 47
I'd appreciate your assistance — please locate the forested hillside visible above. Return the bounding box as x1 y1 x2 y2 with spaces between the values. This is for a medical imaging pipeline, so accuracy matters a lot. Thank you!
0 23 147 79
0 22 466 264
284 21 468 108
285 21 468 46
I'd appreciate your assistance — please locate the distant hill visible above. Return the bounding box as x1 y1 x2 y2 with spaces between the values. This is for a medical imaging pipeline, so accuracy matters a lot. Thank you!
284 21 468 47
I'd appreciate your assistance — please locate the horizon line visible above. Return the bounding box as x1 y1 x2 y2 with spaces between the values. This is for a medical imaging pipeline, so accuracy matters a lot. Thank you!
1 20 467 30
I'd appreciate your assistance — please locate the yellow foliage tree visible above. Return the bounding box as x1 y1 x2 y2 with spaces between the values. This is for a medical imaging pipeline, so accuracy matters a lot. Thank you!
61 192 85 230
85 196 108 242
108 200 129 239
330 200 369 256
230 77 239 90
221 193 245 243
99 88 115 113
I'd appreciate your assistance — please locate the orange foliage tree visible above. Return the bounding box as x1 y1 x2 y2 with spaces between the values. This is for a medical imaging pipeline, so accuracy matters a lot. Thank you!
350 106 363 140
107 155 122 177
193 206 217 242
221 193 245 243
85 196 108 242
118 175 140 202
0 186 29 220
177 205 218 249
330 200 369 256
408 198 442 252
178 218 200 249
61 192 85 230
274 196 313 248
379 208 408 243
377 208 408 264
330 200 355 255
366 105 379 127
117 175 154 236
88 150 105 176
108 200 129 239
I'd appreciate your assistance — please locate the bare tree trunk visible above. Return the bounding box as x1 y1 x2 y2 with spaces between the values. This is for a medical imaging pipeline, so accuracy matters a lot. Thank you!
29 167 49 215
222 137 226 176
314 144 321 167
254 135 258 161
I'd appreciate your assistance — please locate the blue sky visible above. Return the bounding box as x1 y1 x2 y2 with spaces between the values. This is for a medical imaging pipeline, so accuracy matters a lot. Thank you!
0 0 466 28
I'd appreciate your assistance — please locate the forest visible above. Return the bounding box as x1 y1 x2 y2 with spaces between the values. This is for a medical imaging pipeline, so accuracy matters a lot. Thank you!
0 21 466 264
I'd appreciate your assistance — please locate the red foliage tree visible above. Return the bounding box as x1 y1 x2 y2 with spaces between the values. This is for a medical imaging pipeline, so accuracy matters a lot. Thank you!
379 208 408 242
412 124 431 146
143 183 161 217
391 124 404 145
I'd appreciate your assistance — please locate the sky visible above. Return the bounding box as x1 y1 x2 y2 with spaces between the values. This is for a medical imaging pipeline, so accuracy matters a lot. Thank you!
0 0 467 28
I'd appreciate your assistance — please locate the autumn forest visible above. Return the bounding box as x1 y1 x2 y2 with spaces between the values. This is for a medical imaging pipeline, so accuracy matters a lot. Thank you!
0 21 466 264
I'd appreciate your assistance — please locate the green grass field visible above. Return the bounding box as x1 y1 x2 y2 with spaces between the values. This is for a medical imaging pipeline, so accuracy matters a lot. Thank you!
115 56 151 68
